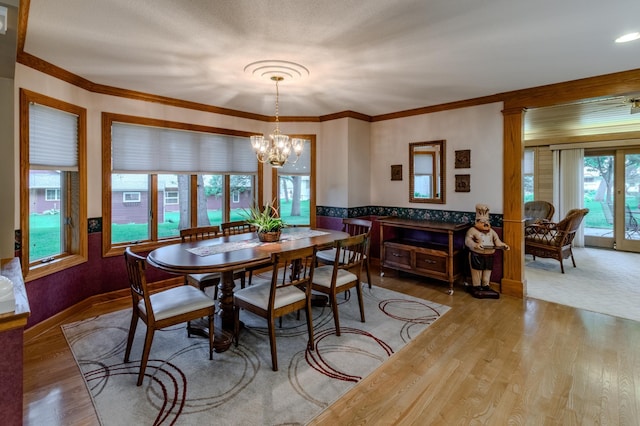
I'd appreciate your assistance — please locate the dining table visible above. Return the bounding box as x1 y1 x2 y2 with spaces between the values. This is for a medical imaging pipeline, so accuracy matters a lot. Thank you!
146 227 349 352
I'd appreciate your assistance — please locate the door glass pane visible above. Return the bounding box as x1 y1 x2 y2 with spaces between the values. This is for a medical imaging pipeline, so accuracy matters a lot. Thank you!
158 174 187 239
111 173 150 243
278 175 310 226
624 153 640 241
29 170 62 262
584 155 614 237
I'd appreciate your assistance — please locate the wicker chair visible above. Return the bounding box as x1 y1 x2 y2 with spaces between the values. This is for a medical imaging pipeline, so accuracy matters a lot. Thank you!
524 208 589 273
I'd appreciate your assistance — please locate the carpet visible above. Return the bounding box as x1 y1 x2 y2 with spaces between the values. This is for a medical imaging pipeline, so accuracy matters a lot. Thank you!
62 285 450 425
526 247 640 322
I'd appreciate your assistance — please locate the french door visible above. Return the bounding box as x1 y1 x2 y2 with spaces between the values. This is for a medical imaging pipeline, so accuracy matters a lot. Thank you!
584 148 640 252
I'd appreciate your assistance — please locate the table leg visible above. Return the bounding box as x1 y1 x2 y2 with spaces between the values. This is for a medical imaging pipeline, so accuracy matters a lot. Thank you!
218 270 236 330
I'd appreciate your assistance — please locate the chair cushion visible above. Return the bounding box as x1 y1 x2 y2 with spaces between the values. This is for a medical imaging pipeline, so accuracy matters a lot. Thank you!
316 248 337 263
317 248 367 264
234 282 306 310
139 285 214 321
312 265 358 288
188 272 221 283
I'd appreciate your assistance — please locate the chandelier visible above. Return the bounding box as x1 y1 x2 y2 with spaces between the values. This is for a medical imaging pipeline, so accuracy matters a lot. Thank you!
250 76 304 168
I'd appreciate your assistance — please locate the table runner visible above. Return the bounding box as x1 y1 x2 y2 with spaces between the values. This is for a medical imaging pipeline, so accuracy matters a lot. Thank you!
186 229 330 257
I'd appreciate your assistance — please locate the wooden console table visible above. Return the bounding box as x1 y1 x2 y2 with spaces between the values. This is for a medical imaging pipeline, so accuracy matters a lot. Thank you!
378 217 469 295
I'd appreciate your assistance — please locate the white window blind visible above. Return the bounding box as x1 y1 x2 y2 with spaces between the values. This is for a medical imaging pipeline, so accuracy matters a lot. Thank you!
29 103 79 170
414 153 434 174
112 123 257 174
524 149 535 174
278 139 311 174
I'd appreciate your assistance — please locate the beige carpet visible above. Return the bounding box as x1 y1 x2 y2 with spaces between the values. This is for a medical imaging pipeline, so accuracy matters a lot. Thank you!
525 247 640 322
62 285 449 425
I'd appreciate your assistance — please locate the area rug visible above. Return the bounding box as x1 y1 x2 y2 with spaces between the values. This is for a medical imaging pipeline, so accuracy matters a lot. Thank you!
62 285 450 425
526 247 640 322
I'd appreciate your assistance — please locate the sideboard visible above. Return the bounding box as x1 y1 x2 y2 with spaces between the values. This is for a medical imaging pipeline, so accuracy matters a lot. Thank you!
378 217 470 295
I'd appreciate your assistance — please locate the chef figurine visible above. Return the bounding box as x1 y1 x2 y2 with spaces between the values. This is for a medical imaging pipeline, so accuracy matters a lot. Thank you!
464 203 509 298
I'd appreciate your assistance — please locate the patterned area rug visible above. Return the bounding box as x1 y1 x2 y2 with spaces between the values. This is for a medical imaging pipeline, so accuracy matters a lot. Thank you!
62 285 450 425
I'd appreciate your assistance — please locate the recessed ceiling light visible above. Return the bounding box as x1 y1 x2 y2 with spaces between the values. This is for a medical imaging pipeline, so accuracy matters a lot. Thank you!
615 32 640 43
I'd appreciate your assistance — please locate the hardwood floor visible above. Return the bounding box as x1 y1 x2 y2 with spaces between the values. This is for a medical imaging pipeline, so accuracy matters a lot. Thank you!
24 267 640 425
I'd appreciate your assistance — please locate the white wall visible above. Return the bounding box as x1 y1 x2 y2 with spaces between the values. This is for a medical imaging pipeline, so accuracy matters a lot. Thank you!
347 118 371 208
1 77 14 258
370 102 505 213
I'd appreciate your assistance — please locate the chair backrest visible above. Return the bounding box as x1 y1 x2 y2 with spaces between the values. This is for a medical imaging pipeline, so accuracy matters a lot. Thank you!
333 233 368 277
268 245 317 307
124 247 153 319
221 221 256 236
524 200 555 221
342 218 373 237
180 225 220 242
557 208 589 232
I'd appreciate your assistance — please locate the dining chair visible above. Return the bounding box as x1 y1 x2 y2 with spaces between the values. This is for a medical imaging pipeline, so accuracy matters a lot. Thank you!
221 220 269 286
311 233 368 336
123 247 215 386
233 245 317 371
316 218 373 288
180 225 245 298
221 220 257 236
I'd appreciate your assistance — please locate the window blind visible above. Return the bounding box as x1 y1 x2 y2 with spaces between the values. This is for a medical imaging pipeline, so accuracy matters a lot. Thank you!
112 123 257 174
414 153 434 174
29 103 79 170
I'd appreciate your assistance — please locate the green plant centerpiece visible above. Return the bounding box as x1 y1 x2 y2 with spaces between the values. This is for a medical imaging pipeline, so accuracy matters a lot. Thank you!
242 202 285 242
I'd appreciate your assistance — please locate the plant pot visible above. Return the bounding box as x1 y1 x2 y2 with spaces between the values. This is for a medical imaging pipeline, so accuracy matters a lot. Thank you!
257 230 281 243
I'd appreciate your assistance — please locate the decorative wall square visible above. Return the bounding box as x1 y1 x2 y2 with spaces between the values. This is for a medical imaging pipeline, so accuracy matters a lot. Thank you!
391 164 402 181
455 149 471 168
455 174 470 192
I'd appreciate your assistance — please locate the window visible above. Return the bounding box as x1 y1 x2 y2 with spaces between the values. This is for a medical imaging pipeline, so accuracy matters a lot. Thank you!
122 192 141 203
45 188 60 201
103 114 261 255
20 89 87 280
524 149 535 201
165 190 179 205
273 136 315 227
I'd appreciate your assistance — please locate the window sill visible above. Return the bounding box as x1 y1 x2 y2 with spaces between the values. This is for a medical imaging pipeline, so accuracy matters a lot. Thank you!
24 254 88 283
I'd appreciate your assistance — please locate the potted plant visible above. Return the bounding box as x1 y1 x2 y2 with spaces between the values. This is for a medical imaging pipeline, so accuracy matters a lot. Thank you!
242 202 285 242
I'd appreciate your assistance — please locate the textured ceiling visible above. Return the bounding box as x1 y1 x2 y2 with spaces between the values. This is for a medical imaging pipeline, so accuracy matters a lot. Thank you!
20 0 640 118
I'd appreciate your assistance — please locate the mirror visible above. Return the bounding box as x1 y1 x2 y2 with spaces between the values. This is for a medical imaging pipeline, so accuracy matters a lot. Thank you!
409 140 446 204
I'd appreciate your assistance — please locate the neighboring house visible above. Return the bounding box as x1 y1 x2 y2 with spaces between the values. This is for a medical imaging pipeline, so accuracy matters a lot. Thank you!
28 170 61 215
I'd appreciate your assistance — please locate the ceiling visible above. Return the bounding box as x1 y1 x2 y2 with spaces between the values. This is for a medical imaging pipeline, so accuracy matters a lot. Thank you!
14 0 640 119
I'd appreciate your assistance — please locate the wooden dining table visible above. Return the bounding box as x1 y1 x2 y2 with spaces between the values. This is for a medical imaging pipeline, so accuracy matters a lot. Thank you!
146 227 349 352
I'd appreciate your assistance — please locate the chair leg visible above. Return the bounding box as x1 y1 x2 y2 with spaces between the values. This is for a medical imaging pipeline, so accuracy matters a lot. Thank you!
559 259 565 274
365 258 372 289
233 304 240 346
268 317 278 371
124 311 139 363
137 326 155 386
208 314 214 360
355 283 365 323
305 302 315 351
330 293 341 336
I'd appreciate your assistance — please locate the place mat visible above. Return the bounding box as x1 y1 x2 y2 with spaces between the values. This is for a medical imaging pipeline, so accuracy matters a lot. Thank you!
186 229 330 257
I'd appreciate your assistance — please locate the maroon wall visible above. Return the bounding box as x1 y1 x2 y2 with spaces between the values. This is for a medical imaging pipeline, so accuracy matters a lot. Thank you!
0 328 23 425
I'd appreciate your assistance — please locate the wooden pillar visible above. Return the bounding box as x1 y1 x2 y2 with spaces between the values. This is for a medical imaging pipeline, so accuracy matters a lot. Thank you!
501 107 526 298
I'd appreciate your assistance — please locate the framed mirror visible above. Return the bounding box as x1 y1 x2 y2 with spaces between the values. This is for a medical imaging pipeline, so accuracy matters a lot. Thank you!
409 140 446 204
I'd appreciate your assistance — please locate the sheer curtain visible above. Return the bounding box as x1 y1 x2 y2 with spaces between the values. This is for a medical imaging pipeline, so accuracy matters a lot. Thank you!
552 148 585 246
